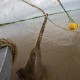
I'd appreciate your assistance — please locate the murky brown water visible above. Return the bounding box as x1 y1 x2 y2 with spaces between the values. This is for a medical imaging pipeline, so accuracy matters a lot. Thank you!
0 0 80 80
11 39 80 80
0 13 80 80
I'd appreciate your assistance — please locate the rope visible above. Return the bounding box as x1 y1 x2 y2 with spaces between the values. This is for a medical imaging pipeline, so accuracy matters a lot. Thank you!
57 0 75 22
0 8 80 27
0 38 18 63
22 0 45 15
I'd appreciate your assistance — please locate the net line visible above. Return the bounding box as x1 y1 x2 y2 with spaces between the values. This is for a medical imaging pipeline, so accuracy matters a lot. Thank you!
57 0 75 22
0 8 80 31
0 0 80 46
20 0 80 46
0 0 80 34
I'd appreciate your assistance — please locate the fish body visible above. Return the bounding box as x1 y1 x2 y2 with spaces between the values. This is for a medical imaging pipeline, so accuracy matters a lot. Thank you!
16 47 44 80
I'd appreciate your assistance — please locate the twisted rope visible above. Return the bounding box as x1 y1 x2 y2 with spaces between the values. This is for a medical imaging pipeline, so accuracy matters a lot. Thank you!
0 38 18 63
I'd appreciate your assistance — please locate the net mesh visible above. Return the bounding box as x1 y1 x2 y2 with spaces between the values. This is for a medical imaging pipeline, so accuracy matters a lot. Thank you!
0 0 80 45
0 0 80 80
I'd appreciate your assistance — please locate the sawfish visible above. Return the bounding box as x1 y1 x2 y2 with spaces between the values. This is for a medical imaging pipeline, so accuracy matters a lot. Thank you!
16 13 48 80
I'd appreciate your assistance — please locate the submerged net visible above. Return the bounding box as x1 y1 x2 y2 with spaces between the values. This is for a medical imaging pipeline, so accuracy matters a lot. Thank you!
0 0 80 45
0 0 80 80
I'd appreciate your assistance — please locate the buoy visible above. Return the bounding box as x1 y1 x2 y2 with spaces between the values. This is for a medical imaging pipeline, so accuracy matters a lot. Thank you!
69 22 79 30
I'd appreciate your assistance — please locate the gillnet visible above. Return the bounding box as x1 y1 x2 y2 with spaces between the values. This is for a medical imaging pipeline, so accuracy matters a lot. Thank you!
0 0 80 80
0 0 80 45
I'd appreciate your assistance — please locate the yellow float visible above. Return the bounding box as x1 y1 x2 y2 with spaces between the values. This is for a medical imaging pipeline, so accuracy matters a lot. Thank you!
69 22 79 30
